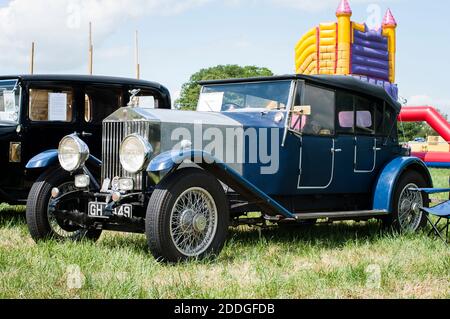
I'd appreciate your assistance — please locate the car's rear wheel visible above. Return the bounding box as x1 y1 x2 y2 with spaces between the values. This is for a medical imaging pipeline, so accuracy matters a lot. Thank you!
146 168 229 263
384 170 428 233
26 167 102 242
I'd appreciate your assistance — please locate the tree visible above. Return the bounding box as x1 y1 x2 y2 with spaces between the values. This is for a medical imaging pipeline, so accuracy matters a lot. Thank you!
175 65 274 110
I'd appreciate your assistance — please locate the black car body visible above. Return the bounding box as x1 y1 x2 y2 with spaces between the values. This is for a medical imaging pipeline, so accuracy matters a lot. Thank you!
0 75 170 203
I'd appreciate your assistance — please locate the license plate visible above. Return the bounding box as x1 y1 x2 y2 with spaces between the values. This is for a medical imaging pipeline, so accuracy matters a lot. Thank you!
88 202 133 218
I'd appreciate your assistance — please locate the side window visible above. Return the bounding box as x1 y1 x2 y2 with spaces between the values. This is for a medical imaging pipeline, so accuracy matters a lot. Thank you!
301 85 335 136
129 90 158 109
85 94 92 122
383 106 397 137
354 96 374 135
336 91 354 134
29 88 74 122
374 100 384 135
84 87 122 123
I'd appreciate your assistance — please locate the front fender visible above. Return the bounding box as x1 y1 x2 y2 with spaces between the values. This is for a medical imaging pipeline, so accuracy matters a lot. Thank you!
373 157 433 212
26 149 102 170
148 149 217 173
148 150 296 219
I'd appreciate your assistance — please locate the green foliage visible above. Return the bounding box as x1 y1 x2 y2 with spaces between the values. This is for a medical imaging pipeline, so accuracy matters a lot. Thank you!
398 109 448 142
175 65 274 110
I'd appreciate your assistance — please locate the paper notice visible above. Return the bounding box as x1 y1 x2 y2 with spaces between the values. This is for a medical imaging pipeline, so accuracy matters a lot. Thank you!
197 92 224 112
3 91 16 113
48 93 67 121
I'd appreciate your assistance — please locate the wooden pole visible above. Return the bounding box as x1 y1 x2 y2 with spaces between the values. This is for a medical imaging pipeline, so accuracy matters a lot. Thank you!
135 30 140 79
88 22 93 75
30 42 35 74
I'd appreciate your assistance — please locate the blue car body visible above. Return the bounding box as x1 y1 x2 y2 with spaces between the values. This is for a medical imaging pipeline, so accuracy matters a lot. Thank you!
30 74 433 223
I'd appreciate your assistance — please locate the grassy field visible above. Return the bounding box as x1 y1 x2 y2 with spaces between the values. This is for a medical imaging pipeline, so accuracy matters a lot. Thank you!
0 170 449 299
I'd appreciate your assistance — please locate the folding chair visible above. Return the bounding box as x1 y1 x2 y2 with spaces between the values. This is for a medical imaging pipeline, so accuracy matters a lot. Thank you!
414 188 450 245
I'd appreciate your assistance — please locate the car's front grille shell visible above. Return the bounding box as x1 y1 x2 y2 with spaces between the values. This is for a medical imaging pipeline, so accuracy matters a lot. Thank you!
101 121 150 190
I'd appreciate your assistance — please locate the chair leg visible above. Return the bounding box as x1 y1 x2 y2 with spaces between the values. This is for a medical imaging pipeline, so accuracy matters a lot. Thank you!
427 216 447 244
445 219 450 243
427 217 439 236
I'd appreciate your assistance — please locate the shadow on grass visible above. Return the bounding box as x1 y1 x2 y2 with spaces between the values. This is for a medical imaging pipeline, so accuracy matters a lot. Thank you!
0 205 26 227
228 221 385 250
96 232 152 257
0 203 402 258
98 221 386 257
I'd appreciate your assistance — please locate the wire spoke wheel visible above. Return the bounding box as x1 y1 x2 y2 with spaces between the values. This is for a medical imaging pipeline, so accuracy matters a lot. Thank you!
398 183 423 232
146 168 229 262
170 187 218 257
27 167 102 243
47 182 83 239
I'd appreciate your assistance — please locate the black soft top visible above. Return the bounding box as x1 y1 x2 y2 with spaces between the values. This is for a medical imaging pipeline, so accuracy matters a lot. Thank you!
199 74 401 112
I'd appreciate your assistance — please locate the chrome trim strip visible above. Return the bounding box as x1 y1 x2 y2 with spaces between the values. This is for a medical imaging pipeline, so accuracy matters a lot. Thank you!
294 210 389 220
297 139 336 190
354 137 378 174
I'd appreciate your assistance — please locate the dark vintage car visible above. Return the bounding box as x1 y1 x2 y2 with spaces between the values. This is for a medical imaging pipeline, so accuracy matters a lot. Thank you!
0 75 170 204
26 75 432 262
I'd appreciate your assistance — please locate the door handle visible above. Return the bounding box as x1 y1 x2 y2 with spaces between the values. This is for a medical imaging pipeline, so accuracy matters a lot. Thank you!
374 147 382 151
332 148 342 153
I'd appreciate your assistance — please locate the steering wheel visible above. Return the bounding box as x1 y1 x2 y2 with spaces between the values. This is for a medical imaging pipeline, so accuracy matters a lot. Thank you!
222 103 241 112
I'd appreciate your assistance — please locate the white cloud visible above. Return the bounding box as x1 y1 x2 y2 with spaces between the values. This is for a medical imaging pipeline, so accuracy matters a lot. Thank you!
408 95 450 116
229 0 397 13
0 0 210 73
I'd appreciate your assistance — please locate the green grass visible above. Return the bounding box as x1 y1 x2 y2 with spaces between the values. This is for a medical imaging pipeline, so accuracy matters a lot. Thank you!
0 170 449 299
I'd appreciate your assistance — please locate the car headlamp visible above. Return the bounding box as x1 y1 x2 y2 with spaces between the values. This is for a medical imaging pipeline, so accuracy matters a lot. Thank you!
58 134 90 172
119 134 153 174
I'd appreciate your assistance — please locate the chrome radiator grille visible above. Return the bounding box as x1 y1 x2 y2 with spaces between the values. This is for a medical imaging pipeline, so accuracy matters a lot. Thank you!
101 121 150 190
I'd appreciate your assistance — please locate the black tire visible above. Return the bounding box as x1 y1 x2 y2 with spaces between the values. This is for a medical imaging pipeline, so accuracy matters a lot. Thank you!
383 170 428 233
146 168 229 263
26 167 102 242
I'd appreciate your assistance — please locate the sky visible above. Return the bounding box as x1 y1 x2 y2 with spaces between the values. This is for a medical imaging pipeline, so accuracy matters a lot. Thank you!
0 0 449 114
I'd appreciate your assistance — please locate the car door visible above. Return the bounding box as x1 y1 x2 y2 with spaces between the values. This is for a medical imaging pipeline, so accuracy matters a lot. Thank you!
354 95 377 173
22 82 82 167
291 84 336 190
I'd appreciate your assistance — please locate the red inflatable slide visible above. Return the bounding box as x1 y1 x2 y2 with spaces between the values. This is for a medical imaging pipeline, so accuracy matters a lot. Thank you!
399 106 450 168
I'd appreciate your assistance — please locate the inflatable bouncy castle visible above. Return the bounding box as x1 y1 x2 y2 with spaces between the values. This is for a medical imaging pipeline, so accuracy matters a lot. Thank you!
295 0 450 168
295 0 398 100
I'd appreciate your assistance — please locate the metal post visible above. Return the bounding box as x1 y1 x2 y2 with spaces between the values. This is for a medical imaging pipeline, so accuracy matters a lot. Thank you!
88 22 93 75
135 30 140 79
30 42 35 74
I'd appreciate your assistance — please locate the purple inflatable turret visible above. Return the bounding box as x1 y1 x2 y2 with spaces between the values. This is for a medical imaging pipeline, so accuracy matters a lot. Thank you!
295 0 399 100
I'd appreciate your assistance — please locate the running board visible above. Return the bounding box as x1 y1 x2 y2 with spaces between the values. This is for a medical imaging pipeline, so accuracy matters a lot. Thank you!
293 210 389 221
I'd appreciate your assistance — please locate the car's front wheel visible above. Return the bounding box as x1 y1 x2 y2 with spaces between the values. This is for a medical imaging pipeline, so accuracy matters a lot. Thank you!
384 170 428 233
146 168 229 263
26 167 102 242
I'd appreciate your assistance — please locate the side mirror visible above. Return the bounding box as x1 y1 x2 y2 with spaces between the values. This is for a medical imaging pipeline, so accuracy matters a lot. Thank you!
291 105 311 116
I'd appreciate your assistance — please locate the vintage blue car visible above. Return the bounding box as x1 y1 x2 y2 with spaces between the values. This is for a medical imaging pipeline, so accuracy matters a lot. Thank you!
25 75 432 262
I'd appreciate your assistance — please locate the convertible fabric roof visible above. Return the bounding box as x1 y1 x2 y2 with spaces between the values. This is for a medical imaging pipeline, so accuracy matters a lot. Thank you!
199 74 401 112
